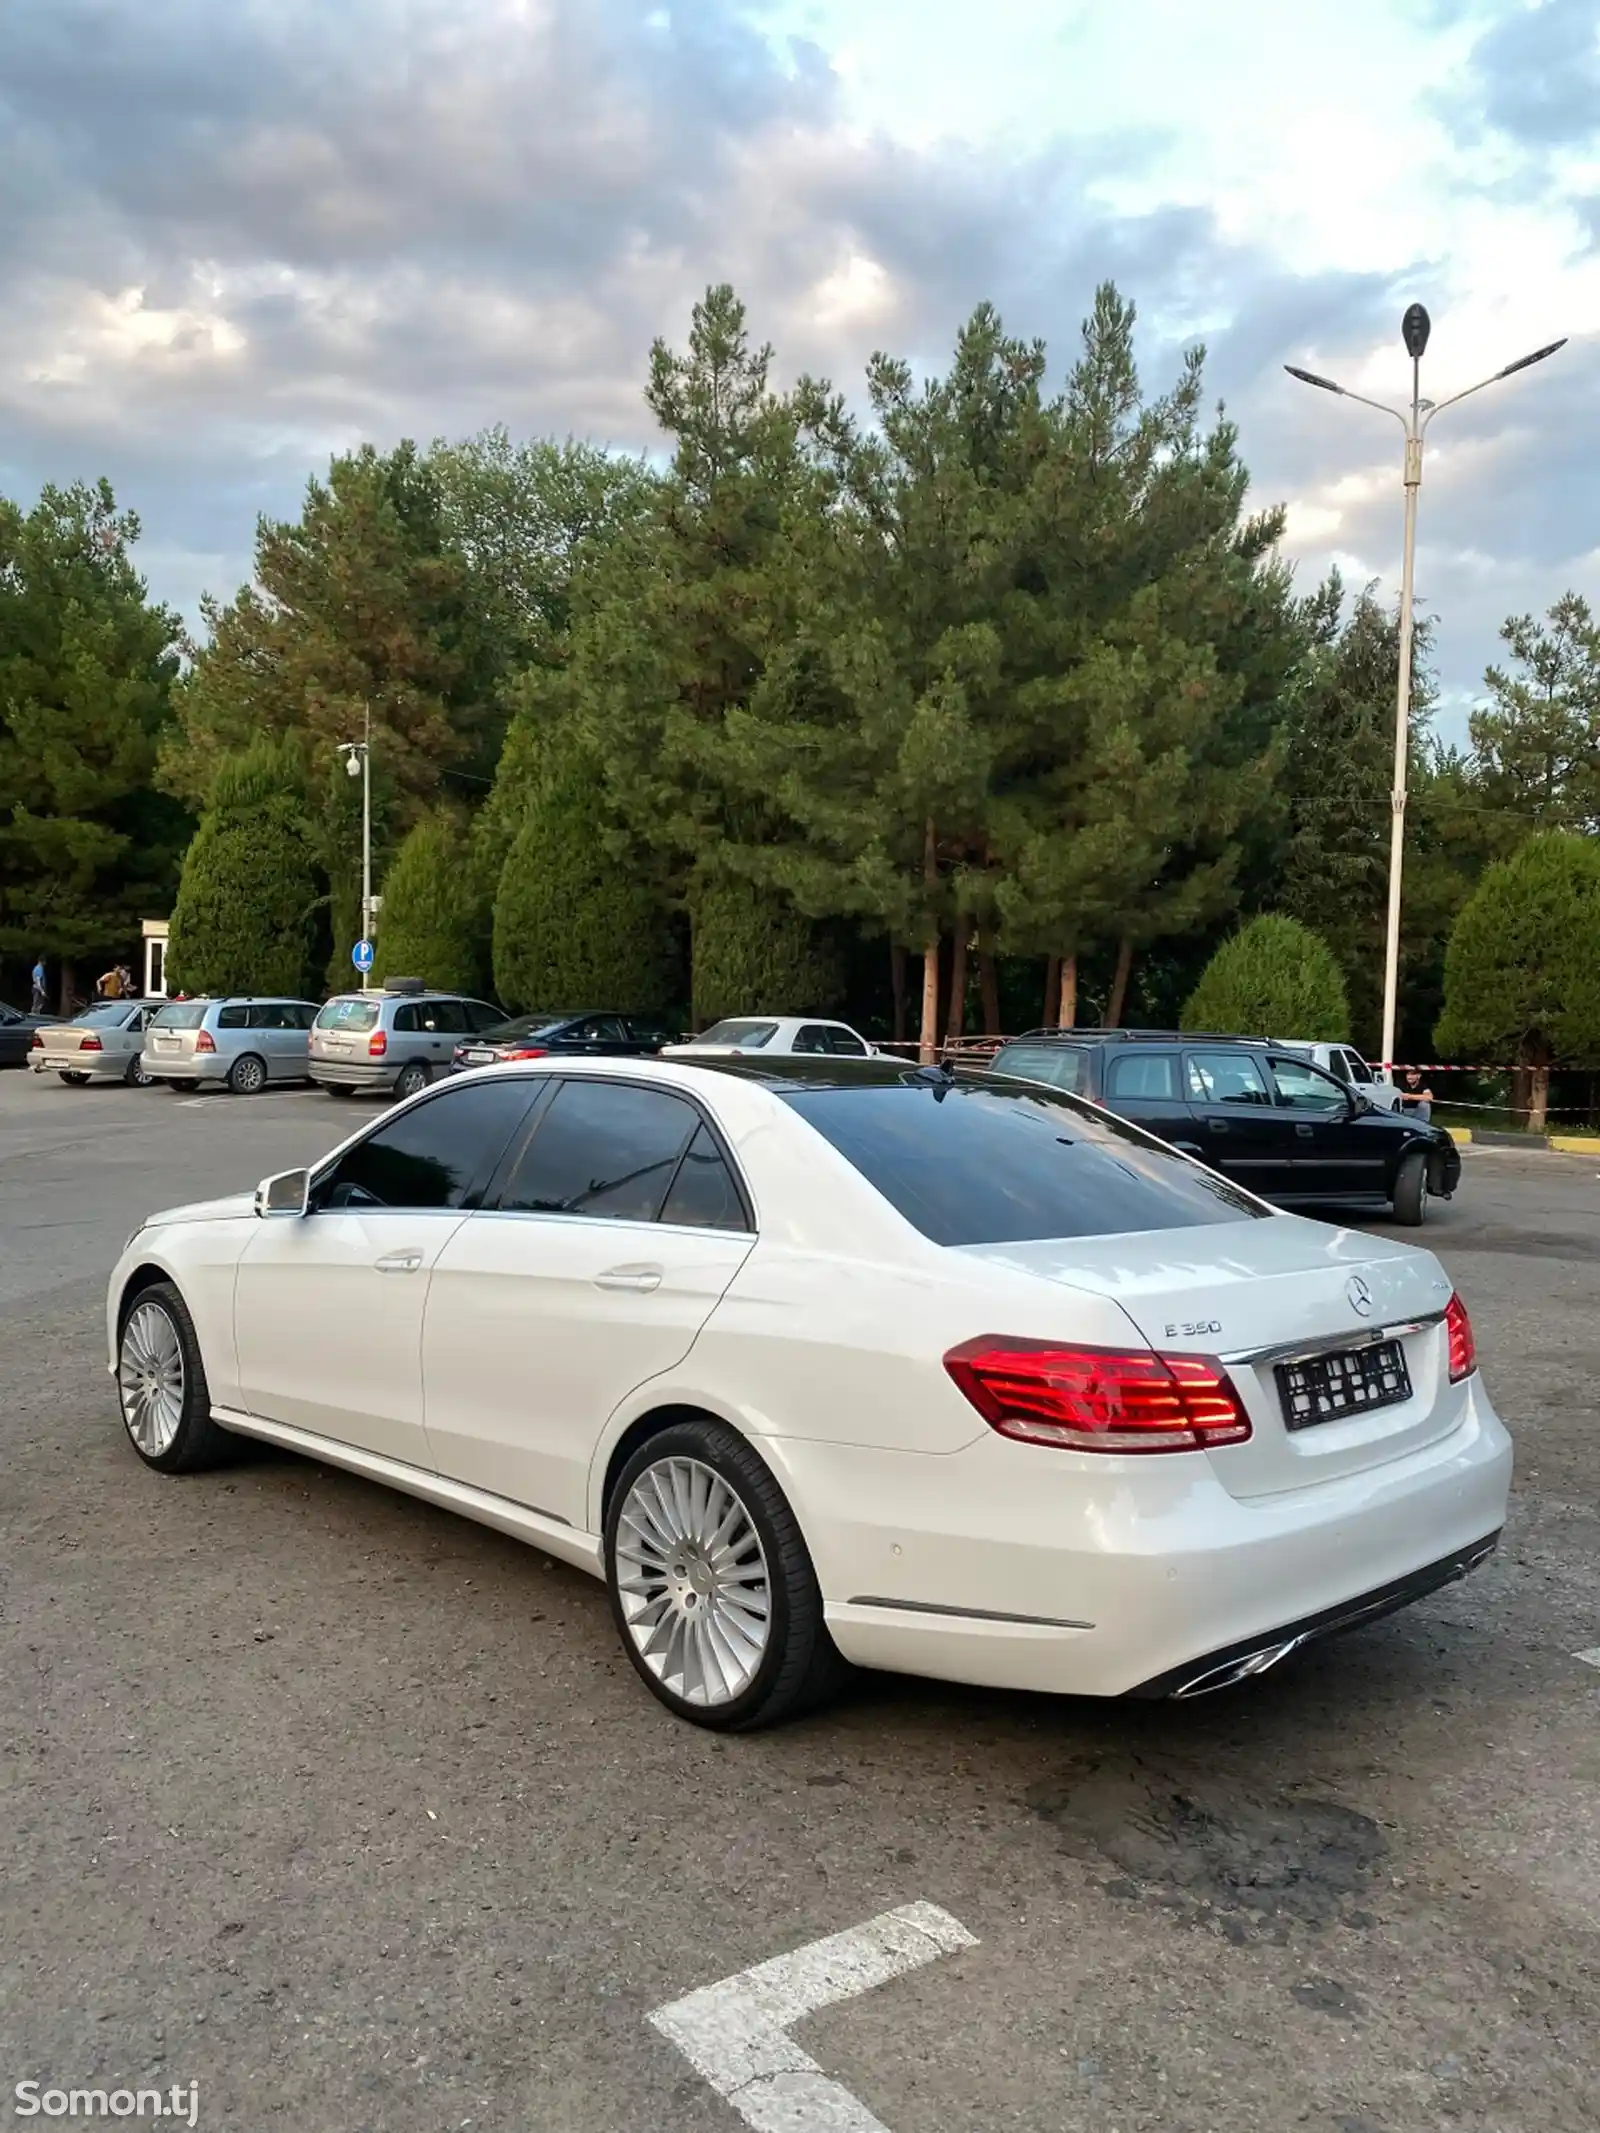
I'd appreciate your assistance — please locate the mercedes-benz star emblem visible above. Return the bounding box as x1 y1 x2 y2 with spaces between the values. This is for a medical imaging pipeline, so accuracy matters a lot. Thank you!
1347 1275 1374 1317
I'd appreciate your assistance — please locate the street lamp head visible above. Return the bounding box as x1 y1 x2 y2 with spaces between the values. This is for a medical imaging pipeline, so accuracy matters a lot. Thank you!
343 750 362 779
1402 303 1431 360
1284 364 1344 395
1496 336 1567 381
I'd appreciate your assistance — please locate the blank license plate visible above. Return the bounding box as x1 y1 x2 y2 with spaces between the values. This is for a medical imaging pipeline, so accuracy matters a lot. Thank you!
464 1048 494 1064
1277 1339 1411 1430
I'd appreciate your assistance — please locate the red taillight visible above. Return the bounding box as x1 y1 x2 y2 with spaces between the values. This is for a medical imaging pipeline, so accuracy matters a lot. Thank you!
499 1045 549 1060
1445 1293 1476 1382
944 1337 1252 1453
30 1031 43 1048
80 1035 102 1052
195 1030 216 1054
368 1031 388 1057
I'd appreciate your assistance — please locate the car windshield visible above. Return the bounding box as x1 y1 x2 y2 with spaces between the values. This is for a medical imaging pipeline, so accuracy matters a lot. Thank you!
480 1015 570 1042
316 999 380 1032
150 1002 209 1029
779 1076 1267 1246
695 1020 778 1047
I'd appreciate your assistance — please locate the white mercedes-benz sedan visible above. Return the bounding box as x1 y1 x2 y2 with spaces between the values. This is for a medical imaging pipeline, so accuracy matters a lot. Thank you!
107 1055 1512 1729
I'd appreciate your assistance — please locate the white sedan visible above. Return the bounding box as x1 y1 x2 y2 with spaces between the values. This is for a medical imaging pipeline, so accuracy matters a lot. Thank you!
107 1055 1511 1729
660 1015 877 1059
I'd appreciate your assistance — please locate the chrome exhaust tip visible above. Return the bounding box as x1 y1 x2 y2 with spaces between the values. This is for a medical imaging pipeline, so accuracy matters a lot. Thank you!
1172 1635 1306 1700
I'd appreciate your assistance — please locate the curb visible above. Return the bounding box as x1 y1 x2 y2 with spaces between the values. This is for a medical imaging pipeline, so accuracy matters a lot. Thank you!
1550 1133 1600 1156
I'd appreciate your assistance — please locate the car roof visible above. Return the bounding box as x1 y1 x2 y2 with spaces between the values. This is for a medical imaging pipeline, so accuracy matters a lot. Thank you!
1003 1027 1270 1047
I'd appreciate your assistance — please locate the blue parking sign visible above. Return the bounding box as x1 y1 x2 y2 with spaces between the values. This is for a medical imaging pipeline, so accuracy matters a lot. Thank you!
353 939 374 973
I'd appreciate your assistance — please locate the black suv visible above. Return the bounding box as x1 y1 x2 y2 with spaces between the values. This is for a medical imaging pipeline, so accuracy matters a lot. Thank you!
989 1029 1459 1225
450 1010 673 1072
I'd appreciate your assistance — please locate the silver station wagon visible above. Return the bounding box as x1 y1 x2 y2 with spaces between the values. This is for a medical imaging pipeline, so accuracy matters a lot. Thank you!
309 984 504 1100
143 998 320 1094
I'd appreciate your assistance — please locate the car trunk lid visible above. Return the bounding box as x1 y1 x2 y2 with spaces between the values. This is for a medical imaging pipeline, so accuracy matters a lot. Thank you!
957 1218 1460 1499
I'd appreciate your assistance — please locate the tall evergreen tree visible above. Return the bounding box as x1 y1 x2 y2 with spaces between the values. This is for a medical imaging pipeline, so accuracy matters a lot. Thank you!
166 737 318 998
1468 592 1600 844
0 481 187 1003
374 808 487 995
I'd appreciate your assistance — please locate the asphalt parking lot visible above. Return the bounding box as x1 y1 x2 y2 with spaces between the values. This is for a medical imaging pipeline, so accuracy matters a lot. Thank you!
3 1071 1596 2133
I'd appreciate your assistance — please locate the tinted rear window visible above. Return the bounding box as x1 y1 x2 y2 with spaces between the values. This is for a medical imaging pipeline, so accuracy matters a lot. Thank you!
780 1079 1266 1246
990 1042 1087 1094
151 1002 209 1029
696 1020 778 1047
316 999 380 1032
76 1003 138 1027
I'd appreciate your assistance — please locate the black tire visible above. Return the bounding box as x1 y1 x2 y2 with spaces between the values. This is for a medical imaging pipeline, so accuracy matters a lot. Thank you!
227 1051 267 1096
59 1070 90 1086
124 1053 152 1087
393 1060 430 1101
1392 1148 1430 1226
604 1417 844 1731
115 1279 236 1474
326 1083 358 1098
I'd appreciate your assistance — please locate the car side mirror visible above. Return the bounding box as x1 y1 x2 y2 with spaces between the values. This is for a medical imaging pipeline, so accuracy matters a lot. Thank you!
255 1167 310 1218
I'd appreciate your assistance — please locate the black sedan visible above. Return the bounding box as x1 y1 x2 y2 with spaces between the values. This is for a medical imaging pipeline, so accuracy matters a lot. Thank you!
0 1000 63 1066
450 1011 673 1072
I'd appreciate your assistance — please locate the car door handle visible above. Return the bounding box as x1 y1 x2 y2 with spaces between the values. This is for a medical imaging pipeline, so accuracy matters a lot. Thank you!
1206 1118 1228 1134
374 1249 424 1273
1296 1123 1315 1139
594 1266 663 1293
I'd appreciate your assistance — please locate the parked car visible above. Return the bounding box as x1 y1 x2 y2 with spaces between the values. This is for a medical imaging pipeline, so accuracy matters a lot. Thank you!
31 1000 159 1085
661 1015 876 1059
0 1000 63 1066
1275 1039 1401 1111
108 1052 1507 1730
310 984 504 1100
989 1029 1457 1225
451 1010 672 1072
144 997 320 1094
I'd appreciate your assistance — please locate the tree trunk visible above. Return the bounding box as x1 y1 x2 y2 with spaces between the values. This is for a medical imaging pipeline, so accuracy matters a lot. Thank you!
889 941 907 1046
1058 953 1078 1030
919 819 940 1064
946 927 968 1046
1104 935 1134 1029
1043 956 1060 1030
978 949 1001 1037
58 961 75 1015
1528 1064 1550 1135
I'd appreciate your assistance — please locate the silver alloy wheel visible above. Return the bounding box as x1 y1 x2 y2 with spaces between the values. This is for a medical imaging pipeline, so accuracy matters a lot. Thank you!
230 1053 266 1094
614 1456 771 1707
119 1301 186 1457
126 1052 151 1086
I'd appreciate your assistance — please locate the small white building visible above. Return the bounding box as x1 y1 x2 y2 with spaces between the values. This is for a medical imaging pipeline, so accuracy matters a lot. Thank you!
142 918 170 999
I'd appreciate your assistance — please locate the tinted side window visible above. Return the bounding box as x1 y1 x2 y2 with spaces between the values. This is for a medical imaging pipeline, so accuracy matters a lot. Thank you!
793 1025 833 1055
1345 1050 1373 1084
1269 1057 1348 1113
1106 1051 1179 1101
825 1028 869 1056
465 1000 504 1034
499 1081 699 1222
1186 1051 1271 1106
217 1004 249 1030
320 1080 536 1212
393 1004 419 1034
250 1003 291 1029
991 1044 1087 1094
659 1127 749 1231
781 1081 1265 1246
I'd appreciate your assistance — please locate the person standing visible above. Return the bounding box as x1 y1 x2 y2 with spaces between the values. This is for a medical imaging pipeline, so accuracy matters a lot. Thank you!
96 963 124 1001
30 955 47 1014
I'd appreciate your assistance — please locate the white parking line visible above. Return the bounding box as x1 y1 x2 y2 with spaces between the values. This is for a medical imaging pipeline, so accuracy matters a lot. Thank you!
1576 1649 1600 1672
648 1901 976 2133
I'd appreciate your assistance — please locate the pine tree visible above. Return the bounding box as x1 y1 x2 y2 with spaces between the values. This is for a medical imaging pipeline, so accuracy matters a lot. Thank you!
374 808 487 995
0 481 187 1002
492 757 680 1015
167 738 319 997
689 882 843 1028
1468 593 1600 844
1182 915 1350 1041
1435 832 1600 1130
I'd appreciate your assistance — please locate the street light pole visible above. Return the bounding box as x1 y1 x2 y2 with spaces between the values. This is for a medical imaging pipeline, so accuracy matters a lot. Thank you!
1286 314 1566 1080
339 707 374 991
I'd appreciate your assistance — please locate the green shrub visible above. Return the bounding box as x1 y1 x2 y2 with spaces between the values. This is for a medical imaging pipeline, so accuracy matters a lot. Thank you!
1181 914 1349 1041
690 880 844 1029
492 766 679 1013
374 808 487 995
167 738 318 997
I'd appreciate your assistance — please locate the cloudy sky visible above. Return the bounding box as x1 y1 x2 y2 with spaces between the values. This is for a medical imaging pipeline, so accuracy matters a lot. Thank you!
2 0 1596 729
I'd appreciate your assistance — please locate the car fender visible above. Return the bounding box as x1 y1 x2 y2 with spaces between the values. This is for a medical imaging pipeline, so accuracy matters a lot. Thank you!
107 1218 254 1412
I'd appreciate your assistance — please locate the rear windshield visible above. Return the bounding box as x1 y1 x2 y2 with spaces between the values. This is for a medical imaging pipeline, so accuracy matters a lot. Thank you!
779 1078 1267 1246
990 1042 1088 1094
316 999 380 1033
482 1015 567 1042
151 1002 209 1029
695 1020 778 1047
76 1003 137 1026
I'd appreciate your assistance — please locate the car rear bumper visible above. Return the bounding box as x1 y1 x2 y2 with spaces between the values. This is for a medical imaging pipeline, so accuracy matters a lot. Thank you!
309 1059 394 1089
142 1052 228 1082
32 1050 125 1078
765 1374 1513 1699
